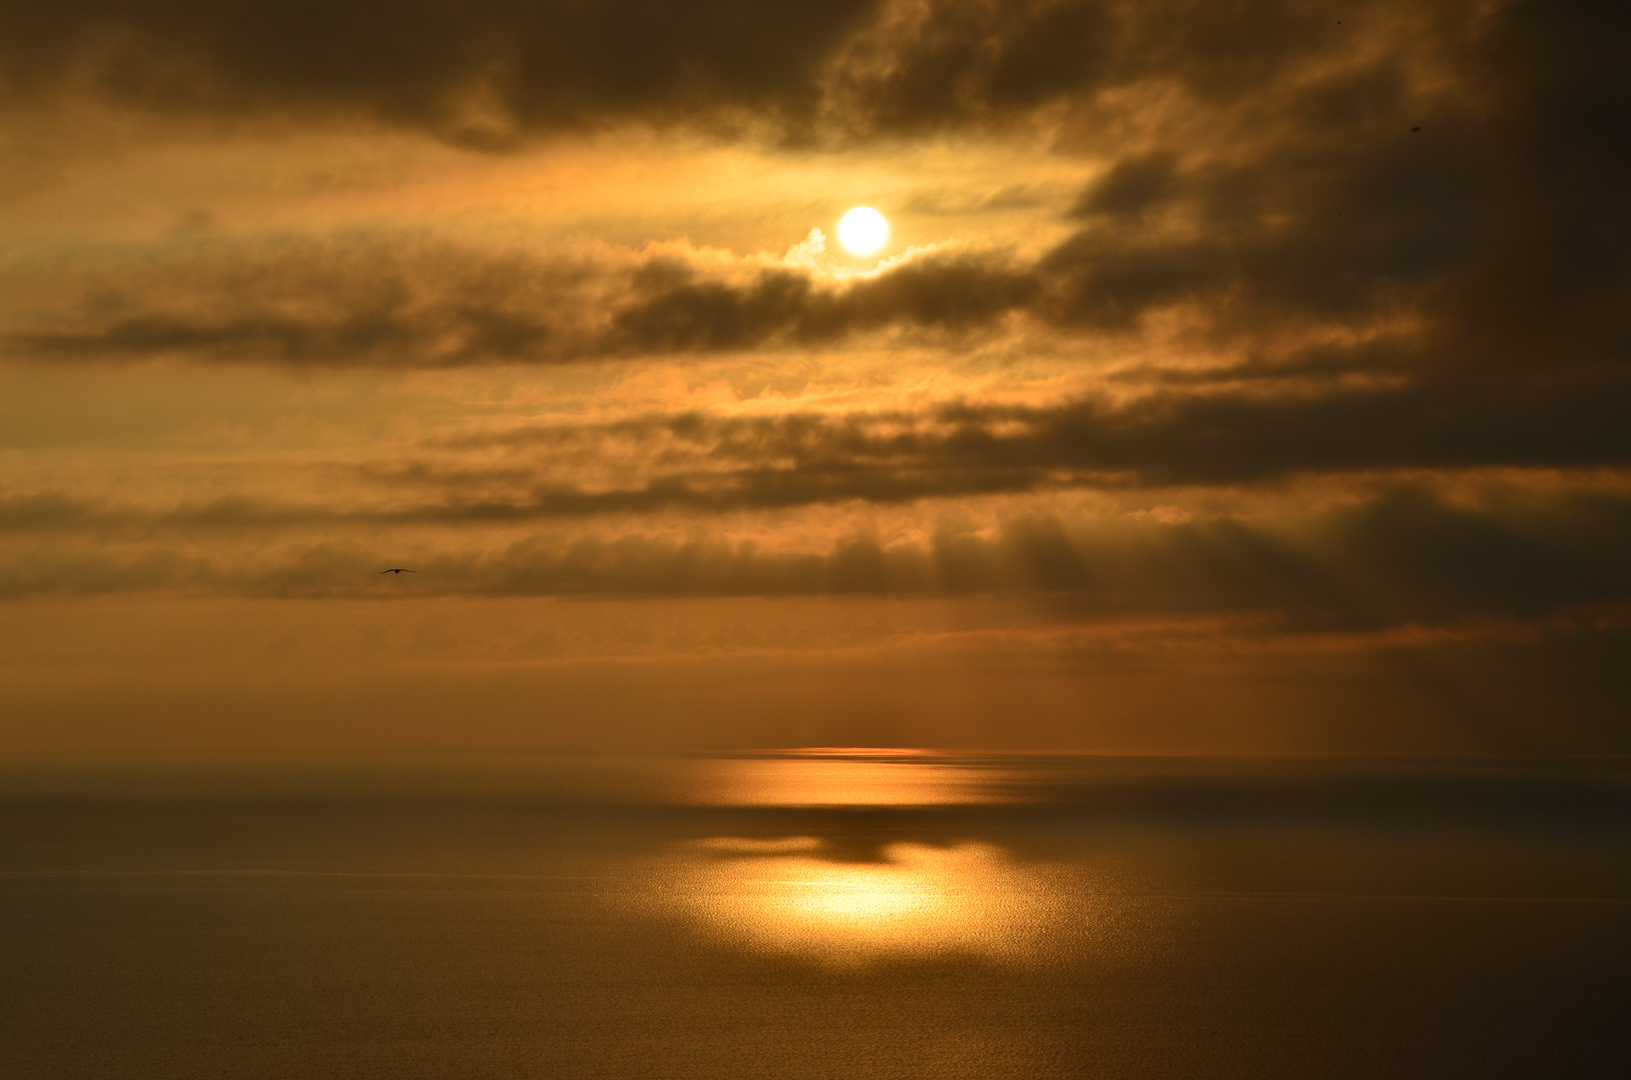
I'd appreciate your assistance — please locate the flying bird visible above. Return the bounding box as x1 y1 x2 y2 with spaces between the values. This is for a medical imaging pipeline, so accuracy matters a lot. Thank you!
380 568 416 574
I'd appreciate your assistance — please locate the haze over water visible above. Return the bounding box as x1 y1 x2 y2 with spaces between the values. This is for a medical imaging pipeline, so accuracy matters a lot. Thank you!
5 751 1628 1079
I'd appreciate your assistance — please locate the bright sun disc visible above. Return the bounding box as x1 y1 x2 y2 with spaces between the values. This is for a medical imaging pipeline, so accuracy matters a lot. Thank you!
838 207 889 254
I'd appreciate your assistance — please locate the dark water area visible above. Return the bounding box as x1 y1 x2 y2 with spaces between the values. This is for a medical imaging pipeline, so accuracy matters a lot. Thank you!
3 753 1629 1079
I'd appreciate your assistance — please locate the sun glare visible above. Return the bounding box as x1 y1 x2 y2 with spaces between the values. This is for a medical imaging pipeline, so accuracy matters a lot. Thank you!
838 206 889 254
654 837 1083 964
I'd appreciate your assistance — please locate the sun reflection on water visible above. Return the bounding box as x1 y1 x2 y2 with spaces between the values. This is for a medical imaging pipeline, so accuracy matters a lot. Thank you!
663 837 1071 964
634 751 1124 964
672 750 1023 807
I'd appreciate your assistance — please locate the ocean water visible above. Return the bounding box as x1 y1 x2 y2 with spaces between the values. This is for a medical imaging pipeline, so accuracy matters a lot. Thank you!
3 752 1628 1079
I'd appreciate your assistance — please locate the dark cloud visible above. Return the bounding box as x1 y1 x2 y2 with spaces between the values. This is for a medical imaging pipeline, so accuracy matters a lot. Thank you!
5 3 1629 538
0 0 1395 142
610 254 1038 352
7 1 1628 388
0 0 878 145
1045 113 1503 333
3 0 1482 153
414 375 1631 505
5 239 573 366
1437 0 1631 371
5 241 1040 365
9 1 1623 388
12 301 556 367
3 487 1627 638
617 0 1628 381
6 373 1631 541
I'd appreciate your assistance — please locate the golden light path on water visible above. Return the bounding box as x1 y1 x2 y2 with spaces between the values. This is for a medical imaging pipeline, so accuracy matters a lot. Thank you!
666 838 1072 963
671 751 1020 808
642 750 1108 965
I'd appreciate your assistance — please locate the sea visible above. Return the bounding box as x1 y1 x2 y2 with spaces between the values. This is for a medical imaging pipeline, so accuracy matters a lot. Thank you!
3 751 1628 1079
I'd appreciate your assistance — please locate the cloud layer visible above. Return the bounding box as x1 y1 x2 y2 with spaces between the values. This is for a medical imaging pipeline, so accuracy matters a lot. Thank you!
5 479 1628 637
7 2 1626 416
3 1 1629 751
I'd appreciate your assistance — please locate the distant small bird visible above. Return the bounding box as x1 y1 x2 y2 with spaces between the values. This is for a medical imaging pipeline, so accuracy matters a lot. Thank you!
1411 126 1421 132
380 568 416 574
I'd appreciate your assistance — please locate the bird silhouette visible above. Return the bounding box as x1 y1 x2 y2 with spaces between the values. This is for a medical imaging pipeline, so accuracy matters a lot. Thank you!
380 568 416 574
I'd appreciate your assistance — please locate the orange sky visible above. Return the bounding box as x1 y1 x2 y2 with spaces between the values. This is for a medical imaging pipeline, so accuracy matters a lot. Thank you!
2 0 1628 753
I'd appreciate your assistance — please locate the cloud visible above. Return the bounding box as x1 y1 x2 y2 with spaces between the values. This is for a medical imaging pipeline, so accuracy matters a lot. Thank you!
4 2 1629 756
0 0 1493 145
4 238 572 366
6 5 1625 392
363 376 1631 506
0 1 1254 138
0 0 879 145
610 254 1039 352
2 483 1628 634
3 238 1044 365
4 0 1627 613
5 371 1631 541
4 2 1626 397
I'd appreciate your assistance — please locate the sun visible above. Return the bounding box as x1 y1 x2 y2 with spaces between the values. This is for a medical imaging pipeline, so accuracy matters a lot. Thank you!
838 207 889 254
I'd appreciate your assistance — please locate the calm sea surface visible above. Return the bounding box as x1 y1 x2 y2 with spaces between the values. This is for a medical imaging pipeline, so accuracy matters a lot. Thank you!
4 753 1629 1079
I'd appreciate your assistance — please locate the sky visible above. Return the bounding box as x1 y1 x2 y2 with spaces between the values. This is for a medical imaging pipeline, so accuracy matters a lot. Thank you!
1 0 1627 754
